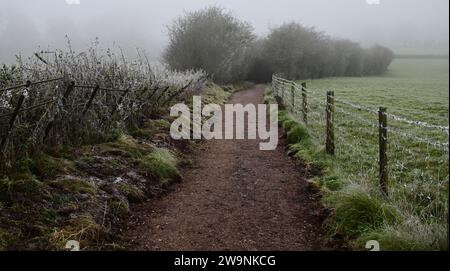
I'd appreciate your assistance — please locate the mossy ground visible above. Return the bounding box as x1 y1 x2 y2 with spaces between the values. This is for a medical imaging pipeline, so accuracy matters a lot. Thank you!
0 133 181 250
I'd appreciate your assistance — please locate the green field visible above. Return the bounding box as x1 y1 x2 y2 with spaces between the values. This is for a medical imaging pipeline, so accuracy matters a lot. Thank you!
305 58 449 126
272 58 449 250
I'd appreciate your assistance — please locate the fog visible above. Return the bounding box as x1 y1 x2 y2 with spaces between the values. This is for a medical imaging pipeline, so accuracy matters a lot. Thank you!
0 0 448 64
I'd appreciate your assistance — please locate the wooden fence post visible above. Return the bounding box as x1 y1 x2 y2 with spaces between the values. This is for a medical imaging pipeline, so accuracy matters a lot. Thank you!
82 84 99 117
301 82 307 125
0 81 30 152
326 91 335 155
43 81 75 141
62 81 75 106
379 107 388 196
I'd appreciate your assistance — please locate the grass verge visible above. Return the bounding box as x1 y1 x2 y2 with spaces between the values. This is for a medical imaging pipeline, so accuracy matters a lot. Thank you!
265 88 447 251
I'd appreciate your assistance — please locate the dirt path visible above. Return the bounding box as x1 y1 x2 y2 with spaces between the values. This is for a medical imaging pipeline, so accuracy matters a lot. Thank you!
121 85 331 251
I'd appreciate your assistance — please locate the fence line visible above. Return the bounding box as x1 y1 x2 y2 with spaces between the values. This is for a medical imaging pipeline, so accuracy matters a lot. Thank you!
271 74 449 199
0 77 64 93
0 73 205 169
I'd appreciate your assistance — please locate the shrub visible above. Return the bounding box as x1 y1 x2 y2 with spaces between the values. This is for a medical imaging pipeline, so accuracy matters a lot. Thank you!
164 6 255 83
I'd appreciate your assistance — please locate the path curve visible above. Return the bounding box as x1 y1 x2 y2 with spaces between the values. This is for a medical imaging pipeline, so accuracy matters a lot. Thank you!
121 85 330 251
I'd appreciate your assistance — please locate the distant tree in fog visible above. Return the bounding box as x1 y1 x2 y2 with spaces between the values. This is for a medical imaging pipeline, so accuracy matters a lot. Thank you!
163 7 255 83
247 22 394 81
164 12 394 83
363 44 395 75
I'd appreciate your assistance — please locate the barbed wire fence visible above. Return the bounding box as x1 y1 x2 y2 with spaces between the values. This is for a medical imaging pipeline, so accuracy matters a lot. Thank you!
0 46 207 171
272 74 449 221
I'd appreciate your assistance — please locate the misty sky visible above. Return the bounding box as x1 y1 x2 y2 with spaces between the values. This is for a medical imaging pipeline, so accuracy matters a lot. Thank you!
0 0 448 63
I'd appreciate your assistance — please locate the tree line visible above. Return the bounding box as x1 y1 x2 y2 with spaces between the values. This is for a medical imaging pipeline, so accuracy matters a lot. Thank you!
164 7 394 83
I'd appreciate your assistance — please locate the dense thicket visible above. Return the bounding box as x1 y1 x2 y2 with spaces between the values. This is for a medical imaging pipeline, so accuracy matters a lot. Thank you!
249 23 394 81
0 42 206 169
163 7 255 83
164 9 394 83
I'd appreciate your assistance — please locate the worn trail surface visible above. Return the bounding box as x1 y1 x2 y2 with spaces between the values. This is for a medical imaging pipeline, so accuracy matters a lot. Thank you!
121 85 330 251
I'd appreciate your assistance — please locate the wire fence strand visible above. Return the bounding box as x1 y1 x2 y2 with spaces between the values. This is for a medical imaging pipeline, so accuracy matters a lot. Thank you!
271 74 449 222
